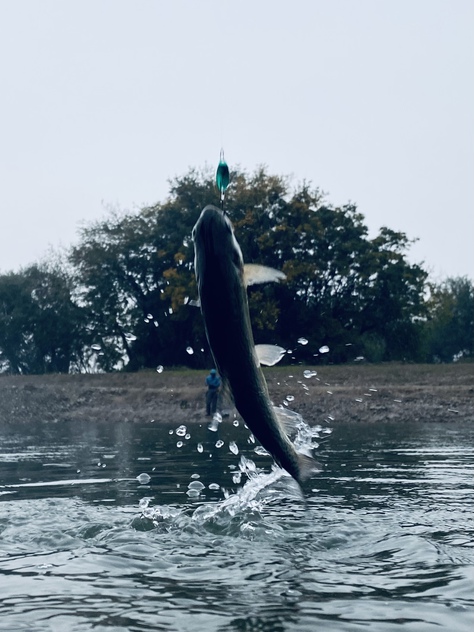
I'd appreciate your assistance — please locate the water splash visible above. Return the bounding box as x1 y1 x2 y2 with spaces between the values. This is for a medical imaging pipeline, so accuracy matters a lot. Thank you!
208 413 222 432
140 411 326 535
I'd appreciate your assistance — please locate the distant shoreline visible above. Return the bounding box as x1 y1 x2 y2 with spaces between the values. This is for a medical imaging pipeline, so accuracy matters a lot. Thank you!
0 363 472 425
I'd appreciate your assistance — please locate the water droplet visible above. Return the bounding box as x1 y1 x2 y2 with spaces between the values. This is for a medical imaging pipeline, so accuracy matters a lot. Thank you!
208 483 220 490
125 333 137 341
232 472 242 484
168 307 173 314
176 425 187 437
136 473 151 485
168 429 174 435
319 345 330 354
154 321 159 327
232 419 239 427
91 343 101 351
188 480 205 491
191 473 200 479
186 346 194 355
146 313 153 320
286 395 295 402
215 440 224 448
303 369 317 378
186 488 200 497
247 434 255 444
355 398 363 402
185 433 191 440
229 441 239 455
326 390 333 395
297 337 308 345
156 365 164 373
197 443 204 453
176 441 183 448
254 446 269 456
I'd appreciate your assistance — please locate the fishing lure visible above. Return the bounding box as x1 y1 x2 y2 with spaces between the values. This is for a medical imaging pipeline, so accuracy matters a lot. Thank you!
215 149 229 209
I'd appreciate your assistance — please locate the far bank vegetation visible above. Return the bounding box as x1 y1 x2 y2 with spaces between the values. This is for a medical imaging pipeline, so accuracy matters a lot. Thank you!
0 168 472 375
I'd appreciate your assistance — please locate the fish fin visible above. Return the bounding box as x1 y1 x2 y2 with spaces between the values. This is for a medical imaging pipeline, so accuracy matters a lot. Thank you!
243 264 286 286
273 405 303 437
255 344 286 367
297 453 322 483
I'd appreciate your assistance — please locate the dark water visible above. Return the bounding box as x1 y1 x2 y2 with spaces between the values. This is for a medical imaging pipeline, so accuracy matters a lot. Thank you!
1 415 473 631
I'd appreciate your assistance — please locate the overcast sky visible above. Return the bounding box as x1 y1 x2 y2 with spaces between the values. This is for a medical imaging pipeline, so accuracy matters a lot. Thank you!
1 0 472 280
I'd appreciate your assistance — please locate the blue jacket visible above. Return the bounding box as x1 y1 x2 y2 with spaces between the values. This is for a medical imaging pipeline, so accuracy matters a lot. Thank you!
206 374 221 390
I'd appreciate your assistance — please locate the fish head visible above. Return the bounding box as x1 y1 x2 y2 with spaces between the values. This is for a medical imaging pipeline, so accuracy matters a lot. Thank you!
192 205 244 285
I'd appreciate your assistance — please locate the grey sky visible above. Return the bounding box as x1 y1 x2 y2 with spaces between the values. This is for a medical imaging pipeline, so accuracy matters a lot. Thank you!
1 0 472 280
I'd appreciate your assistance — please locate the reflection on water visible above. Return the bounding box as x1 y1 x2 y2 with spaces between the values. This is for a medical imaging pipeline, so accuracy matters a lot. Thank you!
1 417 473 631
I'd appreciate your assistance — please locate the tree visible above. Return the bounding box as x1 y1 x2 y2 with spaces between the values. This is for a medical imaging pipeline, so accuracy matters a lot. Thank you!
69 170 215 371
0 261 86 374
68 167 429 369
425 277 474 362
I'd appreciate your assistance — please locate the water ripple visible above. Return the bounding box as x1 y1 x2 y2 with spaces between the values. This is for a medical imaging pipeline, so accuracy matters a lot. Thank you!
1 420 473 631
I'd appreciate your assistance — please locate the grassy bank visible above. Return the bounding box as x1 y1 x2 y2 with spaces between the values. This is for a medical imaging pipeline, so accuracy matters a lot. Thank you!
0 362 472 425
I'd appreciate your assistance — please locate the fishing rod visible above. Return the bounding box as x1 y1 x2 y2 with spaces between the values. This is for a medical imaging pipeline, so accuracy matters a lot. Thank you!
215 148 230 213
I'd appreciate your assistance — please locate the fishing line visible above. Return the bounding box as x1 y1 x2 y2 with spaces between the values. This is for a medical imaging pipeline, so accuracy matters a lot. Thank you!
213 22 230 214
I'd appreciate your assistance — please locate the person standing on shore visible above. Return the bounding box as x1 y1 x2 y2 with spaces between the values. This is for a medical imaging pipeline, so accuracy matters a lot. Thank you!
205 368 221 416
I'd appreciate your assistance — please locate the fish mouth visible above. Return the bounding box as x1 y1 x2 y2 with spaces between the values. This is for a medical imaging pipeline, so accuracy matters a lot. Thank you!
193 205 240 264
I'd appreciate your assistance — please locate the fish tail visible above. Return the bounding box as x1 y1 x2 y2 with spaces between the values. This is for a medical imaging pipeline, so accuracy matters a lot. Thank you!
297 453 322 484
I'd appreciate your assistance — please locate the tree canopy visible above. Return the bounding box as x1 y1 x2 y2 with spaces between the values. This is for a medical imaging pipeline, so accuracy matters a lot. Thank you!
0 167 471 373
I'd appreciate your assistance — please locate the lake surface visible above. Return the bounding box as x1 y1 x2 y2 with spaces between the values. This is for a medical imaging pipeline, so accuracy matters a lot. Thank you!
1 414 473 631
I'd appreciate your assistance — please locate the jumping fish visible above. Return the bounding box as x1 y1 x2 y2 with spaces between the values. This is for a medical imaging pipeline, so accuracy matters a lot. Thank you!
192 205 318 487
